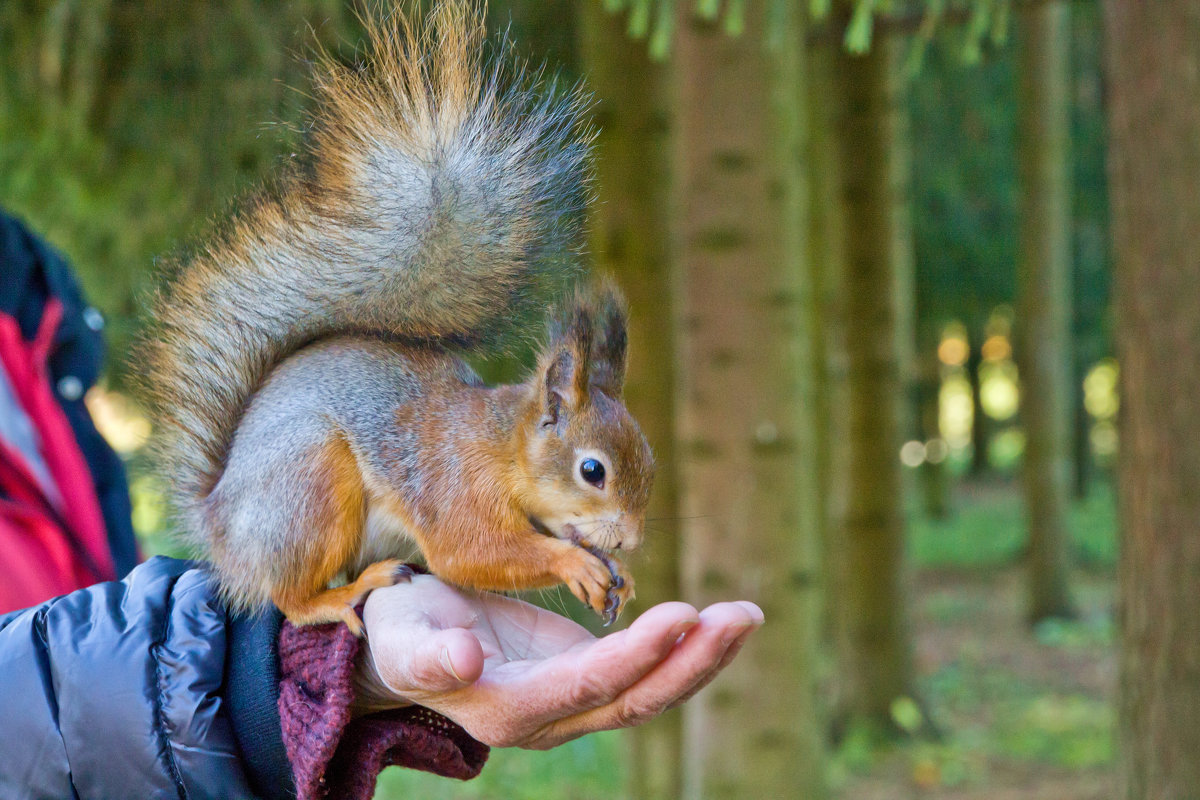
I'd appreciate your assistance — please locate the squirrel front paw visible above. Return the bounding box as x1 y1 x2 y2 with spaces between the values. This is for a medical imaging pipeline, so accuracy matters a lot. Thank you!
554 544 635 626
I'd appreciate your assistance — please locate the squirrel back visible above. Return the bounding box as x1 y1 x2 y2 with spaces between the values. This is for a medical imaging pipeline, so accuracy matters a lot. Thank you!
142 1 592 539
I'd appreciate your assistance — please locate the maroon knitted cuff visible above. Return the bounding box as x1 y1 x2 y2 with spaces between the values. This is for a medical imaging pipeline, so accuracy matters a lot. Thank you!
277 617 489 800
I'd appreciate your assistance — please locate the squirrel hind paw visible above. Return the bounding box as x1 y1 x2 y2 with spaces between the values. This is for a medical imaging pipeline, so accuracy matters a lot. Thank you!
340 606 366 637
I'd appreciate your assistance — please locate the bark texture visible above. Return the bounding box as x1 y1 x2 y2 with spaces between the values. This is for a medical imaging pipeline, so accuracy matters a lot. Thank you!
672 5 824 798
576 4 680 798
831 34 919 728
1016 1 1076 624
1104 2 1200 797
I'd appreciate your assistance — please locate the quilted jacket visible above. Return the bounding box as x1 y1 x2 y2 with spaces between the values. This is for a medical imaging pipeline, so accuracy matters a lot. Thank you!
0 557 293 800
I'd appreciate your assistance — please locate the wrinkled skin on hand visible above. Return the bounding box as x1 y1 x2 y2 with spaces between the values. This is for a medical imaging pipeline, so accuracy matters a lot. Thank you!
354 574 763 750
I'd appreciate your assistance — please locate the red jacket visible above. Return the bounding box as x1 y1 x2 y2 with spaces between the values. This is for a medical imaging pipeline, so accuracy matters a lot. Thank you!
0 298 116 610
0 210 136 612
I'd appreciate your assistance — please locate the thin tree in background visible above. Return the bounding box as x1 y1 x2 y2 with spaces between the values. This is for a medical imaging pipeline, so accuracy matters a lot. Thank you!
576 3 681 798
672 3 824 797
1104 2 1200 796
1069 1 1112 501
1016 1 1075 623
915 319 950 518
830 29 921 733
966 315 993 474
806 31 848 640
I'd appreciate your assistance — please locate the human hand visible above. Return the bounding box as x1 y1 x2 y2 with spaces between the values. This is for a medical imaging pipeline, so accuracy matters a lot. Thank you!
354 574 762 749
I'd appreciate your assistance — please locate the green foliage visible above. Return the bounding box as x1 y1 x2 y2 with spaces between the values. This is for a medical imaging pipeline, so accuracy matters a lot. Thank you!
919 661 1113 771
910 32 1019 331
889 695 926 734
828 486 1118 791
1070 1 1113 368
1033 614 1114 649
911 7 1111 358
0 2 356 387
843 0 878 54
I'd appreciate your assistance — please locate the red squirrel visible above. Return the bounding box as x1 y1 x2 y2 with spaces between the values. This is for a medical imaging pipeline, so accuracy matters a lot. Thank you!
142 1 653 634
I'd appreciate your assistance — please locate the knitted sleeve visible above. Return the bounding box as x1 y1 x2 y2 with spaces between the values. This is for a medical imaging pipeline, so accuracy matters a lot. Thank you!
277 618 490 800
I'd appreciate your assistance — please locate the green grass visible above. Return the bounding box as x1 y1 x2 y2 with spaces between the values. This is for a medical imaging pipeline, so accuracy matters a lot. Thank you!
373 730 625 800
830 481 1119 794
831 650 1115 792
909 481 1117 570
997 693 1113 769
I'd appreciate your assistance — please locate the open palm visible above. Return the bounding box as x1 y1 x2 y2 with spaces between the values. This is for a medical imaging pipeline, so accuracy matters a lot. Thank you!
356 574 762 750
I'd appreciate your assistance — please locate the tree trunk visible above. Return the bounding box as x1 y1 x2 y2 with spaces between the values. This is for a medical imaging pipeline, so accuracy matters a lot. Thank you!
672 5 824 798
1072 354 1091 499
831 34 920 730
967 315 991 475
1104 2 1200 797
891 59 920 471
917 325 950 519
576 4 680 798
1016 1 1075 624
806 36 848 646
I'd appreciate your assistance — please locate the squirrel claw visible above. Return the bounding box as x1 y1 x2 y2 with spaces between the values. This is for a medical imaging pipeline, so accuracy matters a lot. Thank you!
557 540 635 624
579 543 632 626
602 593 621 627
392 563 416 583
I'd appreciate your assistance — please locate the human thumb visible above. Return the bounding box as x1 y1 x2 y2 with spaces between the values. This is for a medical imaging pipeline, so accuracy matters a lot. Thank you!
394 628 485 694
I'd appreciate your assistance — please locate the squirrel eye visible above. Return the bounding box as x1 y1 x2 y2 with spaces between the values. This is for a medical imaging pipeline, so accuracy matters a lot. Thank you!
579 458 606 488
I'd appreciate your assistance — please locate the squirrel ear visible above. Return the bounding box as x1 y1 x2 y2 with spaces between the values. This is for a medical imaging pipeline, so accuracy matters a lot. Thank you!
539 350 574 427
540 292 594 423
588 278 628 398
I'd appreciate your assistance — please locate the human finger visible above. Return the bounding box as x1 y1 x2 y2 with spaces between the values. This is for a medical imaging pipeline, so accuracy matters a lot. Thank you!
663 600 763 703
660 602 763 709
524 602 760 748
529 601 700 712
663 620 757 711
369 621 485 698
461 601 700 745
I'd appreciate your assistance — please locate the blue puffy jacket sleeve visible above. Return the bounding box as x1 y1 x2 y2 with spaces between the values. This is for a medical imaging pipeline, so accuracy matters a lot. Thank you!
0 557 292 800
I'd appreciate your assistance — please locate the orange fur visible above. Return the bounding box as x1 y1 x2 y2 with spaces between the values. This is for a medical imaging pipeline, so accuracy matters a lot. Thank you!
269 435 392 635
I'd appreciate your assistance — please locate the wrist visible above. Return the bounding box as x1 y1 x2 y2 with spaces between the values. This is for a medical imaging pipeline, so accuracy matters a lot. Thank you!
351 637 412 717
278 613 488 799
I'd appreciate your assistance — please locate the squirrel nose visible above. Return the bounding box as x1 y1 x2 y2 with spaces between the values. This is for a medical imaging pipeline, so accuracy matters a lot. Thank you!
618 518 644 551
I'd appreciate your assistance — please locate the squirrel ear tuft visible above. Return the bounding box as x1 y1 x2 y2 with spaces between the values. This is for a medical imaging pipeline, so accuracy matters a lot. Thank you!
588 277 628 398
540 350 570 427
541 291 594 418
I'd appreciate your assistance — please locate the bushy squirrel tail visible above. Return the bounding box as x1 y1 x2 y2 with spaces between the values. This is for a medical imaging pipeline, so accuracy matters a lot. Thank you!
142 1 591 534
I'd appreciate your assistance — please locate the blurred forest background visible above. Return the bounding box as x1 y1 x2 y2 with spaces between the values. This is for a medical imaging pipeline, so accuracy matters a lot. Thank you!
2 1 1197 798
